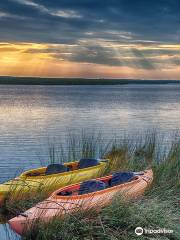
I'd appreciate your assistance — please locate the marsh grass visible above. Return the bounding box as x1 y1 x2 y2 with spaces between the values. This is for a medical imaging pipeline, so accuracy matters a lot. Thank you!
45 131 112 164
2 131 180 239
23 197 179 240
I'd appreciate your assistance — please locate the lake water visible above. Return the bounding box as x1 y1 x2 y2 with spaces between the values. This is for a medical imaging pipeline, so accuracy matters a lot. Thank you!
0 84 180 239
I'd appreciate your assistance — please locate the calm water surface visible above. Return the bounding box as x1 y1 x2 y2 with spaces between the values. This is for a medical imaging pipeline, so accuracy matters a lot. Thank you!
0 84 180 179
0 84 180 239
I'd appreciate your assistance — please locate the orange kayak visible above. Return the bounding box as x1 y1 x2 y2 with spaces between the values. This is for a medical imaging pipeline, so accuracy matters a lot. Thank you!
9 169 153 235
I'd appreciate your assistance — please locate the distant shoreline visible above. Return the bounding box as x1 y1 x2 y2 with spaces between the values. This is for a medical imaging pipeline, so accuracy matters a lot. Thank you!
0 76 180 85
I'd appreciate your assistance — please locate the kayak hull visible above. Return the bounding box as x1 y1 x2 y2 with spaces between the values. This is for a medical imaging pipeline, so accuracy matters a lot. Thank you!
0 160 107 205
9 169 153 235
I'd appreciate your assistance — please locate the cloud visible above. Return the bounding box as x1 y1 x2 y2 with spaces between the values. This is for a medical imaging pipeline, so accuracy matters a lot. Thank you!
51 10 82 18
0 0 179 44
0 0 180 75
22 42 180 70
12 0 83 19
0 11 8 18
1 42 180 79
0 46 19 52
11 0 48 12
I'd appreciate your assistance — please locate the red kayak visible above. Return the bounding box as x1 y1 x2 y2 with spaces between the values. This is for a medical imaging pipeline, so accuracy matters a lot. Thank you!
9 169 153 235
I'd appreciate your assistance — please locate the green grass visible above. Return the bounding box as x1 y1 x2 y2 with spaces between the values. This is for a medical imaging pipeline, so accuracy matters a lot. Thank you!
23 197 179 240
2 132 180 239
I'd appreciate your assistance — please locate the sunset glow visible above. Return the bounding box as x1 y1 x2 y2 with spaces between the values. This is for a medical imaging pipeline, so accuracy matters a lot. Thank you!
1 42 180 79
0 0 180 79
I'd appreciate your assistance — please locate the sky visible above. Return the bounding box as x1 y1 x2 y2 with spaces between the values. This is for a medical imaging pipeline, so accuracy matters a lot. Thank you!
0 0 180 79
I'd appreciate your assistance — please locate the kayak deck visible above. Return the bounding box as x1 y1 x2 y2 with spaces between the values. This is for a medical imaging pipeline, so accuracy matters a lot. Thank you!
22 161 79 177
8 169 153 236
55 174 139 197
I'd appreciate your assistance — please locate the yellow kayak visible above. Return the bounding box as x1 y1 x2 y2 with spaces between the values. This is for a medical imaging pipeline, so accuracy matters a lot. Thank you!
0 158 108 205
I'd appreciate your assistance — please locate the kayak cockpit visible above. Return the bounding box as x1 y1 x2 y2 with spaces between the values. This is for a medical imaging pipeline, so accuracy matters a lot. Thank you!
22 158 106 178
56 171 142 197
24 162 78 177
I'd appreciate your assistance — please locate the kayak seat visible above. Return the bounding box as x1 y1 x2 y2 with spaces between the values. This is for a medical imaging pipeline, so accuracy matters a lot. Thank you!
79 180 105 195
58 191 73 196
78 158 99 169
45 164 68 175
27 172 41 177
67 165 73 171
109 172 135 187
